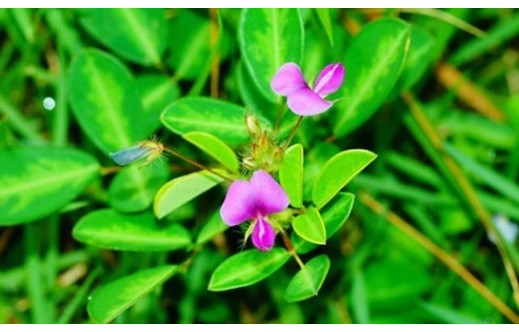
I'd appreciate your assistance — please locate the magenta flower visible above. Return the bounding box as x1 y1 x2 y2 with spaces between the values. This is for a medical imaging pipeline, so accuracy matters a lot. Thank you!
220 170 289 251
271 62 345 116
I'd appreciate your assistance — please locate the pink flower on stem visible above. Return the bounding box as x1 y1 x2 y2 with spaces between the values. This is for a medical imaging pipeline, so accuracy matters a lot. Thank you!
271 62 345 116
220 170 289 251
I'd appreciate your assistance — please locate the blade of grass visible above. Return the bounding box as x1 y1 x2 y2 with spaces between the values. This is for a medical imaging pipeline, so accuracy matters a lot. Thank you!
0 94 44 143
57 267 102 324
402 91 519 308
359 192 519 323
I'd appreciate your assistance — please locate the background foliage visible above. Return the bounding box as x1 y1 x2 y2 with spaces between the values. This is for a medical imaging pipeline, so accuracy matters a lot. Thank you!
1 8 519 323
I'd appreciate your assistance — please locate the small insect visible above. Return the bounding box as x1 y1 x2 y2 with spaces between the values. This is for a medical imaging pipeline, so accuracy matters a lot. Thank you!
110 140 164 168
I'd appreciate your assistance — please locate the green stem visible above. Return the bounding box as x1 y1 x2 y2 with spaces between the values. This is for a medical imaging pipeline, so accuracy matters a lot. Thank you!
283 116 304 149
24 222 50 323
52 44 68 146
163 146 234 183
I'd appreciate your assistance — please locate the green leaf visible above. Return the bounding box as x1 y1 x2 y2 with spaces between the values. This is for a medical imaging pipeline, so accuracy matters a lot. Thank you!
333 18 410 137
237 61 277 123
0 147 99 225
293 193 355 254
73 209 191 251
137 74 180 137
183 131 240 172
279 144 303 208
78 9 167 66
68 49 147 155
239 8 304 102
284 255 330 302
292 207 326 245
87 265 178 323
196 210 228 245
161 97 271 145
168 9 231 80
154 170 223 219
315 9 334 46
313 149 376 208
392 26 435 95
450 13 519 66
208 248 290 291
109 162 170 213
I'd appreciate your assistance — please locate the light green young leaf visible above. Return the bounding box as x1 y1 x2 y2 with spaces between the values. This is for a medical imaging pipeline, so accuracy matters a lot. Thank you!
87 265 178 323
208 248 290 291
73 209 191 251
0 147 99 225
183 131 240 172
284 255 330 302
279 144 304 208
292 207 326 245
239 8 304 102
333 18 410 137
161 97 271 145
154 170 223 219
313 149 376 208
78 9 167 66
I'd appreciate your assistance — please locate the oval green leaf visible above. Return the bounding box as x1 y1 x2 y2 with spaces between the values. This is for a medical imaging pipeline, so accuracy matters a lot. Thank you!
161 97 271 145
68 49 147 155
208 248 290 291
313 149 376 209
154 170 223 219
78 9 167 66
292 207 326 245
0 147 99 225
284 255 330 302
137 74 180 137
87 265 178 323
333 18 410 137
239 8 304 102
73 209 191 251
109 162 170 213
183 131 240 172
279 144 303 208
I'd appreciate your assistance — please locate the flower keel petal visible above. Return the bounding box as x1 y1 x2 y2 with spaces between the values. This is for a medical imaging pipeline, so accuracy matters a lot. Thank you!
252 217 276 251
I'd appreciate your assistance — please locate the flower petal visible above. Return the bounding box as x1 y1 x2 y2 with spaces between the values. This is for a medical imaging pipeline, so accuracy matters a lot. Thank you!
220 180 256 226
252 217 276 251
250 170 289 216
271 62 308 96
313 63 345 97
287 87 332 116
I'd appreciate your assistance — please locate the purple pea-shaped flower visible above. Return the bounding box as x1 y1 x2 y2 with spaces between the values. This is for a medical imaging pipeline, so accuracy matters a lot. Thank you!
220 170 289 251
271 62 345 116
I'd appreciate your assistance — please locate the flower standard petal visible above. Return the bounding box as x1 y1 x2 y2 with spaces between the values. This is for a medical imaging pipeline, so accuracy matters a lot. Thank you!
220 180 257 226
249 170 289 216
270 62 308 96
251 217 276 251
286 87 333 116
313 63 345 97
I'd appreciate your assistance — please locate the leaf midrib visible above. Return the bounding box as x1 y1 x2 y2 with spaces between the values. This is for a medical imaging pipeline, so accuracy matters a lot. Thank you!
118 9 160 65
0 164 97 197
